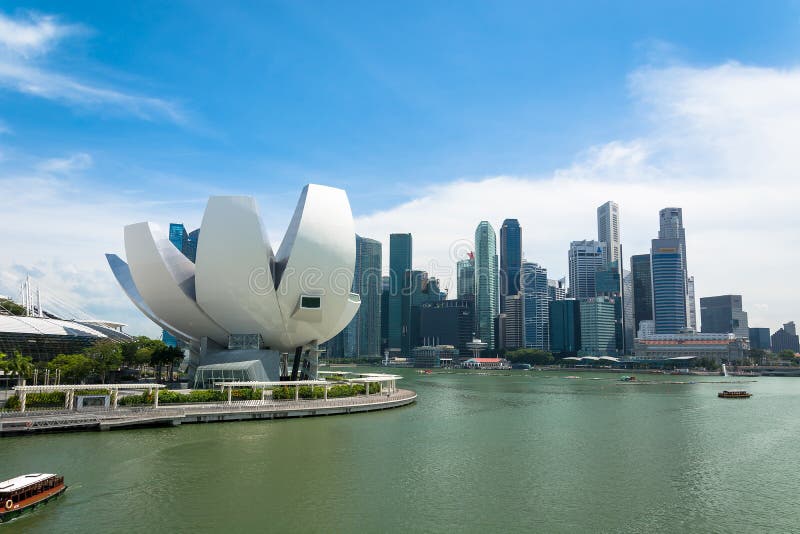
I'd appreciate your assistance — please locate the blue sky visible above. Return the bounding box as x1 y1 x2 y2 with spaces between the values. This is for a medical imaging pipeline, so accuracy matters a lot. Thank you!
2 2 800 334
3 1 800 211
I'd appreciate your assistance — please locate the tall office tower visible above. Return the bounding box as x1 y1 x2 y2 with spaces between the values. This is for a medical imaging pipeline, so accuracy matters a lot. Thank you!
165 223 199 344
388 233 412 354
169 223 189 252
418 299 475 355
499 219 522 310
523 262 549 350
501 294 525 350
474 221 498 349
700 295 749 339
380 276 390 355
185 228 200 263
354 236 382 357
549 299 581 356
622 270 634 353
650 238 687 334
568 240 606 300
579 297 617 357
687 277 697 330
659 207 692 327
457 254 476 300
325 235 382 359
168 223 199 262
630 254 653 334
547 278 566 301
595 261 624 355
405 272 445 355
748 327 771 350
771 322 800 352
548 278 566 301
597 201 621 265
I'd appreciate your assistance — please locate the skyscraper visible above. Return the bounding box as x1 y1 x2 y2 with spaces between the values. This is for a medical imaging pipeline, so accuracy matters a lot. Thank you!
748 327 771 351
501 293 525 350
549 299 581 356
597 201 621 265
568 240 606 300
595 261 624 354
405 271 445 354
630 254 653 334
771 322 799 353
499 219 522 308
380 276 390 355
579 296 617 356
474 221 498 349
622 269 634 353
522 262 549 350
354 236 382 357
457 255 476 300
700 295 749 339
651 238 687 334
548 278 566 301
658 207 695 329
324 235 382 359
388 233 412 354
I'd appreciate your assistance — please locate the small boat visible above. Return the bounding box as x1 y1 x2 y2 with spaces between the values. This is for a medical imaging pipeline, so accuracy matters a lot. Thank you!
718 390 752 399
0 473 66 523
619 375 636 382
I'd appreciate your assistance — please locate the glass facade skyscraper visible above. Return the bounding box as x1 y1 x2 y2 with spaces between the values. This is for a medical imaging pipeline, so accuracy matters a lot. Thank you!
568 240 606 300
630 254 653 335
474 221 498 349
658 207 695 330
457 255 475 300
700 294 749 339
651 238 687 334
597 201 621 265
579 296 617 356
549 299 581 356
522 262 549 350
499 219 522 308
388 233 412 354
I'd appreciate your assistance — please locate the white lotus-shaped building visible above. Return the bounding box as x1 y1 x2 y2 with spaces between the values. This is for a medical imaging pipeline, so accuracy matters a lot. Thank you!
107 184 360 384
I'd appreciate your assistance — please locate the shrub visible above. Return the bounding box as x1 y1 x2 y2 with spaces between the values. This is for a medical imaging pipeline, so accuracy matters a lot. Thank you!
3 391 66 410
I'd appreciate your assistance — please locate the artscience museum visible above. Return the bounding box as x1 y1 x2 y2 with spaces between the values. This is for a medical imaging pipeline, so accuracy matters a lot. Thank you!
107 184 361 386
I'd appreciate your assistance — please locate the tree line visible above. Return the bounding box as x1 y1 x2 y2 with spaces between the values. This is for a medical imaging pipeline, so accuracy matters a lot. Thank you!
0 336 184 386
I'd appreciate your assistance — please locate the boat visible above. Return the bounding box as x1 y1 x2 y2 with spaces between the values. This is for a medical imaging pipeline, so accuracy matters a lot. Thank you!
619 375 636 382
0 473 66 523
718 390 752 399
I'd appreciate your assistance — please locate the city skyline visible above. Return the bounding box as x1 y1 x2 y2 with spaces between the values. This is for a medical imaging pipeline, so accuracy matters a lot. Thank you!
2 5 799 336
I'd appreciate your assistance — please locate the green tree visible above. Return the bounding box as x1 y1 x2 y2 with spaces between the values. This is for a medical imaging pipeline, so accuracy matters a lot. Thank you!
48 353 94 384
777 349 797 361
3 350 34 386
83 340 123 383
0 298 26 316
150 346 184 382
506 348 555 366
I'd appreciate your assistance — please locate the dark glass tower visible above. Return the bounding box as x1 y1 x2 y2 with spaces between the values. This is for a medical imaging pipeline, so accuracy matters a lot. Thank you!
499 219 522 308
630 254 653 335
389 233 412 354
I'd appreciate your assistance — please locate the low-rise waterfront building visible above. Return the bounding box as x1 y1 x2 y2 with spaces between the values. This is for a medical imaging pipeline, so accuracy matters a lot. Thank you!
412 345 459 368
462 357 511 370
633 332 748 362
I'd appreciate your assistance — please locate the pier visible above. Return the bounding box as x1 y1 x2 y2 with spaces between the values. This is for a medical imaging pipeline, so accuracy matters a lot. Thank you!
0 388 416 435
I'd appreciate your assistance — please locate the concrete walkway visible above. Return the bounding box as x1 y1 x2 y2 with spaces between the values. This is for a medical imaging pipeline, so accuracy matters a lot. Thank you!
0 389 416 435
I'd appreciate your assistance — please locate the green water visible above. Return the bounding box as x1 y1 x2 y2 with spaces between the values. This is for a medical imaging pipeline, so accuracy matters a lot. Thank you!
2 369 798 533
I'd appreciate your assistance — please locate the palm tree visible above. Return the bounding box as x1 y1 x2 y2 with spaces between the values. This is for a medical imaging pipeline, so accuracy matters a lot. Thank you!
6 351 34 386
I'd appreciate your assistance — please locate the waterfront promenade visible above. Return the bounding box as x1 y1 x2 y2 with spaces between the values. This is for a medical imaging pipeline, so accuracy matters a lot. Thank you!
0 388 416 435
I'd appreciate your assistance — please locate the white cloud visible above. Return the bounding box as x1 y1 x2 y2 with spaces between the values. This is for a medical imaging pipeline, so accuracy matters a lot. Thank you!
37 152 93 173
355 62 800 333
0 10 184 123
0 11 79 57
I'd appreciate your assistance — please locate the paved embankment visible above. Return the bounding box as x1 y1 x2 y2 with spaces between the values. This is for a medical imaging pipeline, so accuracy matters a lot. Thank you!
0 389 416 436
